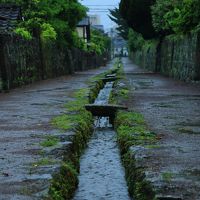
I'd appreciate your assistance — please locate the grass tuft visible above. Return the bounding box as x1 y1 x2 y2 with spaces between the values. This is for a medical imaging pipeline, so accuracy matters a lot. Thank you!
40 136 59 147
162 172 174 182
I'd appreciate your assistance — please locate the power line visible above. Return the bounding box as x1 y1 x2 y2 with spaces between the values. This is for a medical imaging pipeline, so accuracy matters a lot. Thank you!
87 8 112 13
88 11 110 13
85 5 118 6
88 8 113 11
88 8 115 10
89 11 109 14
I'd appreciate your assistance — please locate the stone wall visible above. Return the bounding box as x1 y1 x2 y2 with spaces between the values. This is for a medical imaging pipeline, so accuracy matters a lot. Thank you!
0 35 41 90
0 34 107 91
131 33 200 81
131 41 158 72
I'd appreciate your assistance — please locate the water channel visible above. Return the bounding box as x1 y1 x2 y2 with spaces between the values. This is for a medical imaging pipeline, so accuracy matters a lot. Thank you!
73 82 131 200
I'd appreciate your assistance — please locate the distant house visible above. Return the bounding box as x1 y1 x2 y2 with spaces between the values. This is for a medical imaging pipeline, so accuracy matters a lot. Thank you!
89 14 101 26
91 25 104 33
88 14 104 33
0 4 22 33
76 17 90 43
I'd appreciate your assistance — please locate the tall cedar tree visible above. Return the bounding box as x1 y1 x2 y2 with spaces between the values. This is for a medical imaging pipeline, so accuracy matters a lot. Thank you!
109 8 129 40
119 0 157 39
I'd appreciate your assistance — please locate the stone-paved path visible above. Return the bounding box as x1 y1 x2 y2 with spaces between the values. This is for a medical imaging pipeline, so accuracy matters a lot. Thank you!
123 58 200 199
0 63 112 200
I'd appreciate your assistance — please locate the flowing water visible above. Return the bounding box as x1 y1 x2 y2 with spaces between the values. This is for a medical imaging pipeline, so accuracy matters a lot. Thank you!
73 82 131 200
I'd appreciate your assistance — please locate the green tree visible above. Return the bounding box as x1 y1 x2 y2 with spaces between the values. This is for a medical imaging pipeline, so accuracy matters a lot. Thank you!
0 0 87 45
109 8 129 40
89 29 111 55
128 29 144 52
151 0 176 35
151 0 200 35
119 0 157 39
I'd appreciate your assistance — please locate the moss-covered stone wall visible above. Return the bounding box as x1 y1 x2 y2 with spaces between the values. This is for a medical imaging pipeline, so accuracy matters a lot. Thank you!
131 33 200 81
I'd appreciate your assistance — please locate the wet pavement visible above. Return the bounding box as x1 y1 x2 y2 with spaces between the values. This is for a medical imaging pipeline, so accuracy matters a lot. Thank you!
73 82 131 200
2 56 200 199
0 63 113 200
123 57 200 199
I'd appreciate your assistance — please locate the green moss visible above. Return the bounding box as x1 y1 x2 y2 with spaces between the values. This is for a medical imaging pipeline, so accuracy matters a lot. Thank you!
146 145 161 149
114 111 157 199
38 149 46 156
88 73 105 83
49 163 78 200
114 110 157 199
48 86 94 199
52 88 93 132
48 61 124 200
115 110 156 154
40 136 59 147
121 152 156 200
119 88 129 97
32 158 57 167
51 115 73 131
112 62 157 200
110 85 130 104
64 88 89 112
115 111 145 126
162 172 174 182
135 181 156 200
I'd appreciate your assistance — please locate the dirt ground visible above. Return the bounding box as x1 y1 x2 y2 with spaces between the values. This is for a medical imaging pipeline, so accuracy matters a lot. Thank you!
123 58 200 199
0 63 112 200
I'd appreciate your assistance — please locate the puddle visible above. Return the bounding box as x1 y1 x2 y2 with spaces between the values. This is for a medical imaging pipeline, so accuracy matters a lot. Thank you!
73 81 131 200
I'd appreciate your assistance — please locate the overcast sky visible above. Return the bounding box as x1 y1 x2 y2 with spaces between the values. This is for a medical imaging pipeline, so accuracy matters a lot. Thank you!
79 0 120 30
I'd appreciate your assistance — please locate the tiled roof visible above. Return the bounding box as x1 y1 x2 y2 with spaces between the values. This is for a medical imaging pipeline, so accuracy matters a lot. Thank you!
0 4 22 32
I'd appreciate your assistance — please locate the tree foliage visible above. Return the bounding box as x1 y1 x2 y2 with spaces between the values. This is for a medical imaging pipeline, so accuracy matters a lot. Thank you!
119 0 200 54
151 0 200 35
128 29 144 52
14 27 32 40
109 8 129 40
89 30 111 55
119 0 157 39
0 0 87 45
72 29 111 55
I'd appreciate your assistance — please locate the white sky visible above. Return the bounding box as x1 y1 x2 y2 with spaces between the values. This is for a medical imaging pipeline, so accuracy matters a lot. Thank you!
79 0 120 30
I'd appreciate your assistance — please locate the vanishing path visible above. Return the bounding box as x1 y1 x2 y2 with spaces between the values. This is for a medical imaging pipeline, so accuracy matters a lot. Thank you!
0 63 112 200
123 57 200 199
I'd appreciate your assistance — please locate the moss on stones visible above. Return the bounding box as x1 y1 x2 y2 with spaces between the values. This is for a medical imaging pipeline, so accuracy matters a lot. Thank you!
48 90 93 199
40 136 59 148
114 110 157 200
47 61 122 200
49 163 78 200
112 61 157 200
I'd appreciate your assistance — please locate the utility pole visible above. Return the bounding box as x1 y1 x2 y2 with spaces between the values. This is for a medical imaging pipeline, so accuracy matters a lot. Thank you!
110 28 114 59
